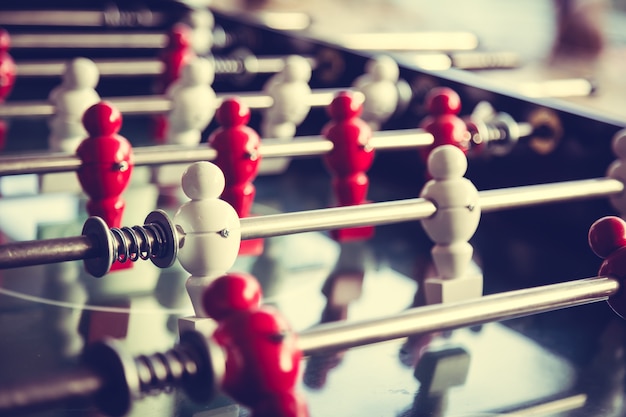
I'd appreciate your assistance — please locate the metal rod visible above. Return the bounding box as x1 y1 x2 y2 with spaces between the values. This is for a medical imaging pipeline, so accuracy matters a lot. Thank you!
0 236 98 269
298 276 619 354
0 177 621 269
330 31 479 51
0 9 166 27
0 129 432 176
479 178 624 212
240 178 623 239
240 198 438 240
16 59 164 77
10 32 168 49
0 88 345 119
15 54 316 78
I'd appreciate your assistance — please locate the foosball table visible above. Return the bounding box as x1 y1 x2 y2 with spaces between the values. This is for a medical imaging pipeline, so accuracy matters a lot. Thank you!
1 1 626 416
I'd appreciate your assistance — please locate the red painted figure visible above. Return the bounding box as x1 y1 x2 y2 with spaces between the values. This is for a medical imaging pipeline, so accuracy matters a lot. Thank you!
322 91 375 241
0 29 16 151
203 273 309 417
209 98 263 255
419 87 470 173
588 215 626 319
76 102 134 270
153 23 196 144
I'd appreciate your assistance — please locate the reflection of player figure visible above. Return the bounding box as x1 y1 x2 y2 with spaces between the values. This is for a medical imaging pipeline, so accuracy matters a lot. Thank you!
323 91 375 241
303 241 366 389
352 55 399 131
203 273 309 417
173 162 242 321
419 87 470 175
209 98 263 255
76 102 134 271
0 29 15 150
48 58 101 153
260 55 312 173
165 57 217 146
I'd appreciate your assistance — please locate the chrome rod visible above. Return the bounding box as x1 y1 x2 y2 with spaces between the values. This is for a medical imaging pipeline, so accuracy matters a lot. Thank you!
0 177 621 268
240 198 438 239
16 59 164 77
0 236 97 269
15 55 316 78
0 9 166 27
479 178 624 212
0 88 346 119
298 276 619 354
240 177 623 239
330 31 479 51
0 128 431 176
10 32 168 49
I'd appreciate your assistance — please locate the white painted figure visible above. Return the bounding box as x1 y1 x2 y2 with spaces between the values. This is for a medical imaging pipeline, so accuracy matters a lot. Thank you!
166 57 217 146
260 55 312 173
48 57 100 153
419 145 482 304
185 7 214 56
352 55 400 131
173 162 242 321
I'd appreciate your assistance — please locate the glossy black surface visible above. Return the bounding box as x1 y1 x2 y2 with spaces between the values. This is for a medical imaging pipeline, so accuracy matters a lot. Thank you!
2 2 626 416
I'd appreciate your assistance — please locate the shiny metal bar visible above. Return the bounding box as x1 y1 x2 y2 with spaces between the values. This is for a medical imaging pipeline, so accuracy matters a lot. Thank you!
0 128 431 176
15 55 315 78
0 10 165 27
240 198 438 239
241 177 623 240
517 78 596 98
16 59 164 77
0 177 621 268
480 178 624 212
332 31 479 51
0 236 97 269
10 33 168 49
0 153 81 176
298 276 619 354
0 88 346 119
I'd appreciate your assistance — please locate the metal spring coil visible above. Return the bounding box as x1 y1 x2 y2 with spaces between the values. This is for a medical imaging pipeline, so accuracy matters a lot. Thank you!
109 223 168 264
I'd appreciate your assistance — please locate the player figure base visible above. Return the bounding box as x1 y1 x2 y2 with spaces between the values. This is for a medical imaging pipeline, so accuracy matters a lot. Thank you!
423 273 483 305
239 238 264 256
178 316 217 337
331 225 375 242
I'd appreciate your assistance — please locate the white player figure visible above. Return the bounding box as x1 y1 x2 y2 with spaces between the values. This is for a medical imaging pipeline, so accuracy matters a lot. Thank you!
419 145 482 304
48 57 100 153
260 55 312 173
165 57 217 145
173 161 242 333
184 7 214 56
352 54 400 131
607 129 626 217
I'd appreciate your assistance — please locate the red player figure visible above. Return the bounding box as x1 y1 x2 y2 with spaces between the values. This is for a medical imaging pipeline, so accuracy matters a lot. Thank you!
153 23 196 144
202 273 309 417
322 91 375 241
209 97 264 256
76 101 134 271
0 29 16 151
419 87 471 176
588 215 626 319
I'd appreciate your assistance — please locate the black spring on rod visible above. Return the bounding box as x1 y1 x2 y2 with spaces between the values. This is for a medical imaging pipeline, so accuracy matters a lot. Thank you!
82 210 179 278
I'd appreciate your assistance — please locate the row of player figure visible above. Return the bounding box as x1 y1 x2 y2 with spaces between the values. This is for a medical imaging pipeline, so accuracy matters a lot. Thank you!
0 23 403 151
5 144 626 417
